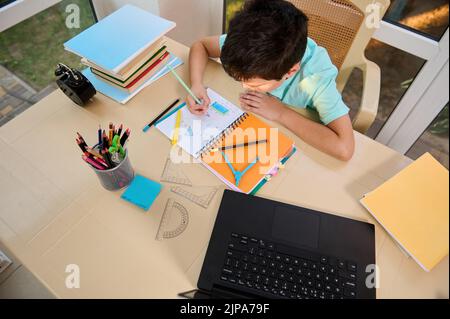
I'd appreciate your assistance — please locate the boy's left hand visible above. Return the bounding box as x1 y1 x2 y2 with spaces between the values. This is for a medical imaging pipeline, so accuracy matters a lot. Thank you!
239 91 286 122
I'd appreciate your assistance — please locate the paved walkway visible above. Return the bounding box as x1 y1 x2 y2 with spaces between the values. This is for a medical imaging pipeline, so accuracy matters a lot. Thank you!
0 65 56 127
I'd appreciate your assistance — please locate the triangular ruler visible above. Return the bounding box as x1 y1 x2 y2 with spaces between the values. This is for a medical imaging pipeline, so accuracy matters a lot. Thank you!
170 186 218 209
160 158 192 186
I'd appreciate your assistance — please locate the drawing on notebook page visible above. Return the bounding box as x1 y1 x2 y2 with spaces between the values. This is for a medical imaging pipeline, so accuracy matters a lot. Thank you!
160 158 192 186
155 88 245 158
156 198 189 240
155 88 296 194
211 101 229 115
170 186 218 209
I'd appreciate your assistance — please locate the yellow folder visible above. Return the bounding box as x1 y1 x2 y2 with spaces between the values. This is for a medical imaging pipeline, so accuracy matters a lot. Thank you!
360 153 449 272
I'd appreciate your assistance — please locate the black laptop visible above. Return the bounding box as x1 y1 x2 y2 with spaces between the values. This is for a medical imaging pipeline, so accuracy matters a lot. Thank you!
181 190 376 299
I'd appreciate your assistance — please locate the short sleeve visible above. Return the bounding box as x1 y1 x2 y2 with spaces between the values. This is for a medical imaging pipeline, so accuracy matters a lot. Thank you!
311 76 349 125
219 34 227 50
300 44 349 125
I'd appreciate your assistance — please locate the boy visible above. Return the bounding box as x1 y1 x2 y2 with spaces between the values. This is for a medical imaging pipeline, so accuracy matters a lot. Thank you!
187 0 355 161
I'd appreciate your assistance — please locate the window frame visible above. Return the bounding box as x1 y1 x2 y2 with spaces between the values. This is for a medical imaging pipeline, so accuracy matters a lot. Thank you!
0 0 62 32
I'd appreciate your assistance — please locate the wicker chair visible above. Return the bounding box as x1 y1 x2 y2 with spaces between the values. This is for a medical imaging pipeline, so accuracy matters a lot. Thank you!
288 0 390 133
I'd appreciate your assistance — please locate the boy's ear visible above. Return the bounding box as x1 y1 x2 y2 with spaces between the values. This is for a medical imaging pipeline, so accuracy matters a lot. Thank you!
287 63 301 76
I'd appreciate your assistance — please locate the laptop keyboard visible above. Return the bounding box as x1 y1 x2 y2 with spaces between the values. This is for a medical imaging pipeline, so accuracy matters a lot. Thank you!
220 233 358 299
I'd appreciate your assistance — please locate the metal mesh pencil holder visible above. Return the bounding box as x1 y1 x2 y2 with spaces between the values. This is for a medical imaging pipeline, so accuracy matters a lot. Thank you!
91 149 134 191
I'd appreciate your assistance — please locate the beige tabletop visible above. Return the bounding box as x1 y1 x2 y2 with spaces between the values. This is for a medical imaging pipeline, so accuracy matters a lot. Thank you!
0 38 448 299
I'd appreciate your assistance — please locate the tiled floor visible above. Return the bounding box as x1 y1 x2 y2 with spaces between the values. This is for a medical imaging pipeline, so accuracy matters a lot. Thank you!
0 65 56 127
0 265 55 299
0 245 54 299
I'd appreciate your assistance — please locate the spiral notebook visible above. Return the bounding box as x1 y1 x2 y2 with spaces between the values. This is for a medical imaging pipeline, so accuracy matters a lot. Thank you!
156 88 295 194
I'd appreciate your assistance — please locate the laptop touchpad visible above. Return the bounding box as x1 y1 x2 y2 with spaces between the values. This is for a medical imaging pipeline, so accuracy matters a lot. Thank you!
272 206 320 249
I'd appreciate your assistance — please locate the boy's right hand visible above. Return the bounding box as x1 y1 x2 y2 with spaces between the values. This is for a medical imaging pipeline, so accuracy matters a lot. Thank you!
187 84 210 116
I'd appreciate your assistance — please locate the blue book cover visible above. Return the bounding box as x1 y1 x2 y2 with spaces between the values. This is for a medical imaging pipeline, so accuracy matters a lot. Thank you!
64 4 175 72
83 54 183 104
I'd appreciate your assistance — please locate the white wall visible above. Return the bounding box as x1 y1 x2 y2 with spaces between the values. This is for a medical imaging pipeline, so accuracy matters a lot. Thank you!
91 0 223 46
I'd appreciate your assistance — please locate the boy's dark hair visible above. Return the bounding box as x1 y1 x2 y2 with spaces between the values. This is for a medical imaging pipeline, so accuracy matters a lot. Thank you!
221 0 308 82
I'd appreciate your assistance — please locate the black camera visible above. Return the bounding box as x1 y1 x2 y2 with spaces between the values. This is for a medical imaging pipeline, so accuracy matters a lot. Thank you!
55 63 96 106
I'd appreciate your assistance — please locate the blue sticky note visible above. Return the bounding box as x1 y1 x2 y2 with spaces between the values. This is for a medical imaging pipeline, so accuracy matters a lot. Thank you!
121 175 162 211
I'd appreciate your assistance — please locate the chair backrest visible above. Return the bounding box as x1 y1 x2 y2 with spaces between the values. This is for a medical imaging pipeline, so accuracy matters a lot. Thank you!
285 0 391 130
289 0 365 70
288 0 390 91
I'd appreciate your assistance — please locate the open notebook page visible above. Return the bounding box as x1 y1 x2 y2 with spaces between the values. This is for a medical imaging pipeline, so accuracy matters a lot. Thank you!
156 88 244 158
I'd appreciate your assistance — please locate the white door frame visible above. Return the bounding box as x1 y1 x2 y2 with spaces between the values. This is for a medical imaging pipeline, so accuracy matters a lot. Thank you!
375 29 449 153
373 20 440 60
381 60 448 153
0 0 61 32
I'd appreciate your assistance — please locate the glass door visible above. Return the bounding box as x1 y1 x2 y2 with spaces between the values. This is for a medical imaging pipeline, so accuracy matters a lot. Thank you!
406 103 449 169
0 0 96 126
376 30 448 165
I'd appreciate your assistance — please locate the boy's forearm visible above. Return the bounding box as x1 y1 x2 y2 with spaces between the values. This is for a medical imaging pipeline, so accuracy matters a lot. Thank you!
278 107 353 161
189 41 209 86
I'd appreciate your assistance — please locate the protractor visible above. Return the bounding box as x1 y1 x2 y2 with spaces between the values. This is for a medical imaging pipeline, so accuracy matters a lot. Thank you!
156 198 189 240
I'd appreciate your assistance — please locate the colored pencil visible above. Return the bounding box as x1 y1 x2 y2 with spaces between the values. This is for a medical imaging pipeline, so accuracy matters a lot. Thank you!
98 125 102 148
143 98 180 132
120 128 130 146
76 138 87 152
82 154 105 170
215 139 268 152
167 64 201 104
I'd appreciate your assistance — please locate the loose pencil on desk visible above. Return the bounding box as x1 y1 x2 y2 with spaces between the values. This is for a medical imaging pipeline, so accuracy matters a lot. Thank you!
213 139 268 152
143 98 180 132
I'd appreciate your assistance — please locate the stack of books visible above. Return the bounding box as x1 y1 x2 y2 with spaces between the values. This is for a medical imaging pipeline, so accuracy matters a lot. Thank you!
64 5 182 104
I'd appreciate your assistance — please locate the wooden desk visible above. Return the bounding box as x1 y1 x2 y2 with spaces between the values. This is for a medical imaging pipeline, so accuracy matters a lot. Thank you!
0 38 447 299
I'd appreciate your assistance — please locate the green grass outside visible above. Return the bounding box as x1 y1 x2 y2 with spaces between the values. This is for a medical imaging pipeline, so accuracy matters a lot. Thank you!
225 0 244 32
0 0 95 90
0 0 245 91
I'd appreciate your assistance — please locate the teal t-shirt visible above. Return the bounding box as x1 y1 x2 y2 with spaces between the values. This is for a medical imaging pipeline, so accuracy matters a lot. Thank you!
219 34 349 125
